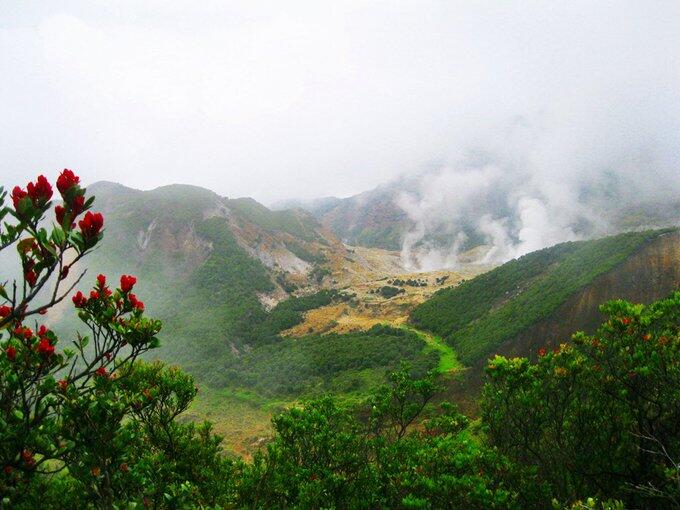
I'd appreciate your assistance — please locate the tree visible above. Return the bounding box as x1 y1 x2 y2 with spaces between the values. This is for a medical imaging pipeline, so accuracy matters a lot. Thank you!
482 292 680 508
0 172 233 508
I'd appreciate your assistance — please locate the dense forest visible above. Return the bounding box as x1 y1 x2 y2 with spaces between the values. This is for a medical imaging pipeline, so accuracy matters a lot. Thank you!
1 173 679 509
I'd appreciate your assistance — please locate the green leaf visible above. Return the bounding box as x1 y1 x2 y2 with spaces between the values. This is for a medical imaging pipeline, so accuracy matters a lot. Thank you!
50 226 66 245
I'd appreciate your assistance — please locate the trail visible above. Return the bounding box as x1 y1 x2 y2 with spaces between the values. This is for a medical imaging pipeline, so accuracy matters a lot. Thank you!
393 324 461 373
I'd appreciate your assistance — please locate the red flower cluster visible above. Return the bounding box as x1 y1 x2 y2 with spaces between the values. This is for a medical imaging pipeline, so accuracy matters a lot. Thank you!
6 346 16 361
35 325 55 357
97 274 107 287
10 187 27 209
72 291 88 308
37 338 55 357
27 175 53 205
0 305 11 318
79 211 104 239
56 169 80 195
14 326 33 340
538 347 547 357
95 366 108 378
120 275 137 293
12 175 53 212
25 269 38 287
54 170 87 229
128 293 145 311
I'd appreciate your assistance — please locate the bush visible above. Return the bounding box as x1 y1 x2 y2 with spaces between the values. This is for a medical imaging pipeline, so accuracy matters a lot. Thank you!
0 173 234 508
482 292 680 508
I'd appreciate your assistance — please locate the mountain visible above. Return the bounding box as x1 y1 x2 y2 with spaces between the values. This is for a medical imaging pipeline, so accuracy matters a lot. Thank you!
273 182 413 251
51 182 338 373
412 228 680 364
52 182 443 400
410 228 680 406
280 170 680 265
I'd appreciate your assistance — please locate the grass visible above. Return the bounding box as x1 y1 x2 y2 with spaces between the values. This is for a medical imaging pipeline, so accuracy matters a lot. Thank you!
393 324 461 373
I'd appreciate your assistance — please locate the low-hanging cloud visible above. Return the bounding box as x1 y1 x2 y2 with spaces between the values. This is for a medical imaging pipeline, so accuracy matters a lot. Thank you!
1 1 680 212
397 112 680 270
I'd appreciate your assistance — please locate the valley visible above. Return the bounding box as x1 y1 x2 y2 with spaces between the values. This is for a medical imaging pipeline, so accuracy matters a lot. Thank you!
37 182 679 458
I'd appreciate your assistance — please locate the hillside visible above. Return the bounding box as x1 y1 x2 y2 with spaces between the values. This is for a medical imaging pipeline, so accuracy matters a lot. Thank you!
68 183 367 354
45 182 457 453
275 183 413 251
411 228 680 367
282 170 680 260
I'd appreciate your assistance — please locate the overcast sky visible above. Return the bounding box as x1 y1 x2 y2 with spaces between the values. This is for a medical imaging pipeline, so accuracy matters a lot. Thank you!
2 1 680 204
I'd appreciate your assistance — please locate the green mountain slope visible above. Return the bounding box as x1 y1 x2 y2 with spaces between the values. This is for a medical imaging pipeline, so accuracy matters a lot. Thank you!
410 229 679 365
53 183 337 372
56 182 440 401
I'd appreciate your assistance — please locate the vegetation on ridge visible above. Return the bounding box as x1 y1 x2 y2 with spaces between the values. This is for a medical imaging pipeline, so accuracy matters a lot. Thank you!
411 229 671 364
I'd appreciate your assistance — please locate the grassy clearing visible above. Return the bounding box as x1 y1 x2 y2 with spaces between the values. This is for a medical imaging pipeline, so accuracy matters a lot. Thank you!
393 324 461 373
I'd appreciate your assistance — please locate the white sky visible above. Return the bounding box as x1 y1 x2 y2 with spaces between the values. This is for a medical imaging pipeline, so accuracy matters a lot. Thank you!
2 1 680 204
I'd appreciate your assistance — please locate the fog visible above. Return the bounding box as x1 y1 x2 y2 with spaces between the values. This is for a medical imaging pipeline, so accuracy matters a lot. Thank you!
2 1 679 264
397 111 680 269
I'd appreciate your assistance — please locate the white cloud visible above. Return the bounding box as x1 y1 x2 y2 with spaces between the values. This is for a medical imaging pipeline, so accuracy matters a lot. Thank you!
1 0 679 209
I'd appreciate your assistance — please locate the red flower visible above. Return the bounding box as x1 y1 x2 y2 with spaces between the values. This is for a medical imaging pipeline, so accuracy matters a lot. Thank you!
56 169 80 195
20 450 35 467
71 194 85 216
72 291 87 308
642 334 651 342
11 186 28 210
6 346 16 361
0 305 11 318
95 366 108 378
90 290 100 301
14 326 33 339
55 205 66 225
37 338 55 357
538 347 547 357
38 325 49 338
25 269 38 287
78 211 104 239
120 275 137 293
135 301 145 312
621 317 632 326
128 293 138 306
26 175 53 205
97 274 106 288
57 379 68 392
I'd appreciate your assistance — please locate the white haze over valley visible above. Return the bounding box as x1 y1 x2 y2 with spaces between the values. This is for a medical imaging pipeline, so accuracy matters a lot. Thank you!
396 112 680 270
2 1 680 270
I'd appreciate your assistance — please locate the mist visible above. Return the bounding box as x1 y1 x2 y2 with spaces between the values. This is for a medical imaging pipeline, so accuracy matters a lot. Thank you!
2 1 679 258
396 104 680 270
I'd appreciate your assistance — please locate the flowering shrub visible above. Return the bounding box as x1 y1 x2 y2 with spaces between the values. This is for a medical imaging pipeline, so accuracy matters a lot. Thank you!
0 172 231 508
482 293 680 508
